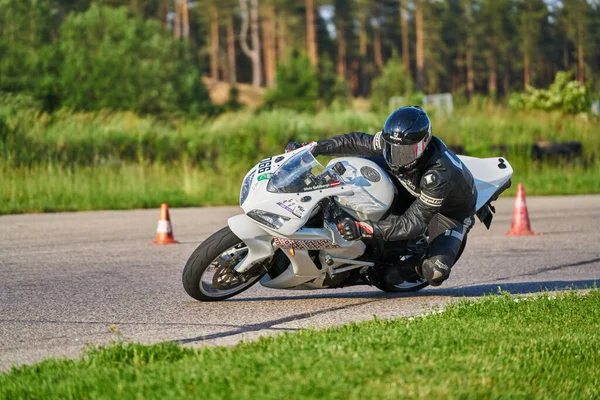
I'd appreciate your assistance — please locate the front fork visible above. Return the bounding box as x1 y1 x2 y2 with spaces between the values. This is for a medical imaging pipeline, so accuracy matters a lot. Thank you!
228 214 274 274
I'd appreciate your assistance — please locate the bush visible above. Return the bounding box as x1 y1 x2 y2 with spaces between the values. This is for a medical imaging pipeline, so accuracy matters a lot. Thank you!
0 1 60 109
370 54 414 111
264 54 318 112
57 5 211 115
509 71 590 114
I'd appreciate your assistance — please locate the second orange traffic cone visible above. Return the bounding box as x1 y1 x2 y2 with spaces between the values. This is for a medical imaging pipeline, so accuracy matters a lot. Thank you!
153 203 178 244
506 183 539 236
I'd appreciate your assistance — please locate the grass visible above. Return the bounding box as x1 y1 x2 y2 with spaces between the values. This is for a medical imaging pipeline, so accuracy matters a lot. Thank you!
2 159 599 215
0 161 241 214
1 290 599 399
1 103 599 214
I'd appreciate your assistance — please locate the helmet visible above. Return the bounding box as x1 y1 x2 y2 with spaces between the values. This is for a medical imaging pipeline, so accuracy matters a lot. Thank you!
381 106 432 173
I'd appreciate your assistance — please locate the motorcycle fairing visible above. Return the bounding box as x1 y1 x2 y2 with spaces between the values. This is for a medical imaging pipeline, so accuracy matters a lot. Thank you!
230 147 513 290
458 155 513 211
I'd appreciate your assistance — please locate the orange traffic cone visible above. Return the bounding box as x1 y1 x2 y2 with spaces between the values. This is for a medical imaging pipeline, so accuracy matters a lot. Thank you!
152 204 178 244
506 183 539 236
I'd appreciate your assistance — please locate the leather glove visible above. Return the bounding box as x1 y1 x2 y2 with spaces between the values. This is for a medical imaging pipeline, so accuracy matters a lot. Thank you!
285 141 303 152
337 218 374 241
285 141 319 156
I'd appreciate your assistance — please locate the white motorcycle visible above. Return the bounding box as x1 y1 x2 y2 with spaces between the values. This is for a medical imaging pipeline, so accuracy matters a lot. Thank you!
182 144 513 301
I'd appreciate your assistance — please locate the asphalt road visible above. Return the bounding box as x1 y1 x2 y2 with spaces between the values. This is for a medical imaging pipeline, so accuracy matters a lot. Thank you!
1 195 599 371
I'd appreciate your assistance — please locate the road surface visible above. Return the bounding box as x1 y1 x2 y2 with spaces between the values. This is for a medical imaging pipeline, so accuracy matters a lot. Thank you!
1 195 599 370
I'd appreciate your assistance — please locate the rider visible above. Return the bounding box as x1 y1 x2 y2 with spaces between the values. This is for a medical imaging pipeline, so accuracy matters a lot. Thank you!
287 106 477 286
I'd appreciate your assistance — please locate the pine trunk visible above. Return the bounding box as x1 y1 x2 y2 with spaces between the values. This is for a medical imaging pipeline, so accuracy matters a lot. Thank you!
336 24 347 78
400 0 410 74
415 2 424 91
351 59 359 96
277 11 287 62
359 26 368 96
563 39 569 69
158 0 169 27
210 5 219 80
374 24 383 70
262 5 277 87
488 53 497 96
524 52 530 87
250 0 261 86
174 0 181 39
130 0 138 14
306 0 318 66
455 48 463 92
488 67 497 96
239 0 262 87
503 73 510 97
577 22 584 84
227 14 236 83
181 0 189 39
466 47 474 98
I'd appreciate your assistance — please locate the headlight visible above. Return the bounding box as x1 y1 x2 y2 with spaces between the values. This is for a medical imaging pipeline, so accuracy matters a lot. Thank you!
247 210 290 229
240 170 256 206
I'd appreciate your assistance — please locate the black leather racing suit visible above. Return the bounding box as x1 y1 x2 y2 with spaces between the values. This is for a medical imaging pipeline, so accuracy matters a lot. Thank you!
315 132 478 285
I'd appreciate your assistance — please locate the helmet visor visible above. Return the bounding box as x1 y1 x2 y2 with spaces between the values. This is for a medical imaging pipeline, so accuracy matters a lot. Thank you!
383 136 427 169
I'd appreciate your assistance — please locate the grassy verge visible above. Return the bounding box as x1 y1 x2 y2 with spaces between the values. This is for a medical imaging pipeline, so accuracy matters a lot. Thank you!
3 160 599 215
2 105 599 214
2 290 599 399
0 162 241 214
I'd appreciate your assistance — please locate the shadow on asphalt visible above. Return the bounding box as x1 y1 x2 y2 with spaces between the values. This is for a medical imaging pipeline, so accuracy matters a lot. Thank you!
172 298 384 345
429 279 598 297
228 279 598 302
172 279 597 345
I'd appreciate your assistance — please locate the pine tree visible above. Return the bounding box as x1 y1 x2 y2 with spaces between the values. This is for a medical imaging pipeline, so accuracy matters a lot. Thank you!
561 0 592 84
239 0 262 87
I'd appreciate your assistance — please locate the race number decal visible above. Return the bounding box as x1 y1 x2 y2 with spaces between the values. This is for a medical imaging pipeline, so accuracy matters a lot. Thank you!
258 158 272 174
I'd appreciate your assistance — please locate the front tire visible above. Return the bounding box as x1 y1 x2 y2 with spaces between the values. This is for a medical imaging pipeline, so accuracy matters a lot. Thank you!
182 227 266 301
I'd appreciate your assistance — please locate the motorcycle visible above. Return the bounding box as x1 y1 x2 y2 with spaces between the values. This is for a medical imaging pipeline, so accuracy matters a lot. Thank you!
182 144 513 301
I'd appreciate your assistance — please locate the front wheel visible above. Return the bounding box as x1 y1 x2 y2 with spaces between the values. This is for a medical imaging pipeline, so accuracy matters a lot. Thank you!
182 227 267 301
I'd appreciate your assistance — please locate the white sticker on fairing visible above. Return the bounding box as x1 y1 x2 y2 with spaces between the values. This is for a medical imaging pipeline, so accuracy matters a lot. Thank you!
276 199 306 218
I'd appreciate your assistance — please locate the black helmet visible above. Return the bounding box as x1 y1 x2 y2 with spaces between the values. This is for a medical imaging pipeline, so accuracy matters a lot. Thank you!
381 106 432 173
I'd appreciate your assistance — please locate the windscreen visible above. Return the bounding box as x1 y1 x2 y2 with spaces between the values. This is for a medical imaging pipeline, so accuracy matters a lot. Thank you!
267 149 343 194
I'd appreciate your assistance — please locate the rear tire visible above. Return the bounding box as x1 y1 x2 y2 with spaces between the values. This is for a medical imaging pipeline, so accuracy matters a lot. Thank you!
182 227 265 302
375 236 468 293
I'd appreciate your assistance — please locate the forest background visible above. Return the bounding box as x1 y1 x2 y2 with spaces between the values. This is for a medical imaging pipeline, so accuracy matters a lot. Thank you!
1 0 599 214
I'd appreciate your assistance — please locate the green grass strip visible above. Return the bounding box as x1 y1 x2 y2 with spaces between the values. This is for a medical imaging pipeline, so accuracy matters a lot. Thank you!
2 160 599 215
2 290 599 399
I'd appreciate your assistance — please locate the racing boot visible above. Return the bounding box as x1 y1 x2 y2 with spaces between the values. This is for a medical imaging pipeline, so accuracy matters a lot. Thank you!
383 255 421 286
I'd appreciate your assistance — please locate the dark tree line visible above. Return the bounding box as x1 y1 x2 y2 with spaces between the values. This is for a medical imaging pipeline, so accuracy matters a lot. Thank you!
1 0 599 113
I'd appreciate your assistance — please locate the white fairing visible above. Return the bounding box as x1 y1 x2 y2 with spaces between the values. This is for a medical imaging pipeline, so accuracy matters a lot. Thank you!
229 146 512 290
328 157 396 221
458 156 513 211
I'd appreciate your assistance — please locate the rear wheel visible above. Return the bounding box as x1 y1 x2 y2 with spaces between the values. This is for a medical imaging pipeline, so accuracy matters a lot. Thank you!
375 236 468 293
182 227 267 301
